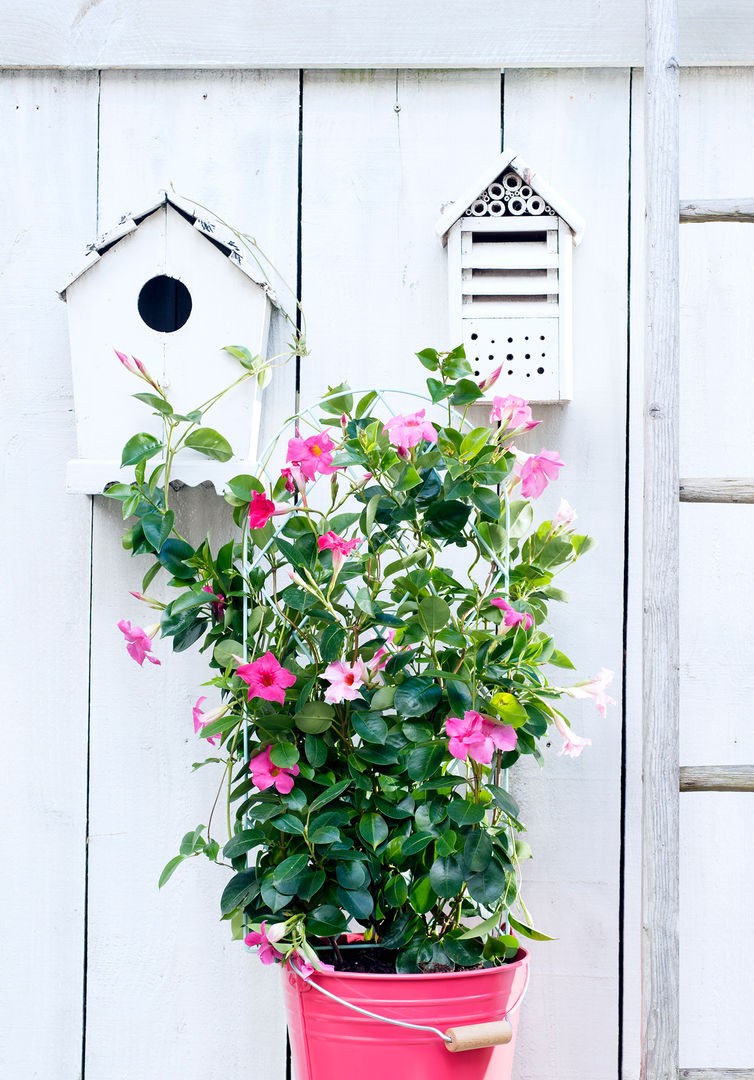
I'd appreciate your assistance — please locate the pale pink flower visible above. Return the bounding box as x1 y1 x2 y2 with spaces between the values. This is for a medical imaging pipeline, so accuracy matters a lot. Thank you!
489 395 540 431
248 746 300 795
553 498 577 529
490 597 534 631
445 710 518 765
245 921 284 965
117 619 161 666
248 490 276 530
202 583 226 618
236 651 297 705
478 364 503 393
383 410 438 453
514 449 565 499
128 591 164 610
281 463 306 494
322 659 369 703
192 696 224 747
368 629 396 674
115 348 140 376
552 713 592 758
286 431 339 481
317 531 362 573
114 349 161 392
289 949 335 979
564 668 616 718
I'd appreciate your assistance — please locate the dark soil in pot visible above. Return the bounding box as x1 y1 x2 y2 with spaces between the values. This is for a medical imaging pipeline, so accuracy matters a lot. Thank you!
318 944 399 974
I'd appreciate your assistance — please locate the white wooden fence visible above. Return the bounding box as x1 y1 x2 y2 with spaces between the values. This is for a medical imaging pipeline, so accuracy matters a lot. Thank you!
2 54 753 1080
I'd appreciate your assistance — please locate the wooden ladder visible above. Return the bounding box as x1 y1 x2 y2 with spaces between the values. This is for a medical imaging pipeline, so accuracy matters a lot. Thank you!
643 3 754 1080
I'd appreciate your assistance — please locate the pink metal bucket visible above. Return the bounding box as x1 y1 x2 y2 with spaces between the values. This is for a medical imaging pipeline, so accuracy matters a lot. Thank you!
284 949 529 1080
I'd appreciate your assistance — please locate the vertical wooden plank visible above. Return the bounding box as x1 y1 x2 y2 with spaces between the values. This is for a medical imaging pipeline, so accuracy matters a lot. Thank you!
643 2 680 1080
502 69 629 1080
85 70 300 1080
0 69 99 1077
299 69 503 402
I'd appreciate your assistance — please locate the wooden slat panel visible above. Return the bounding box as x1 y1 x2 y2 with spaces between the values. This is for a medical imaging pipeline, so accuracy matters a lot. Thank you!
0 69 98 1079
462 275 559 296
462 247 559 270
461 216 559 234
643 3 680 1080
5 1 754 68
679 478 754 502
680 766 754 792
680 199 754 222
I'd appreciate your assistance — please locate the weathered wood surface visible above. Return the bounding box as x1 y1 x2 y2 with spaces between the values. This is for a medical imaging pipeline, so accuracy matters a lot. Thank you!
680 199 754 222
0 69 98 1080
680 1072 754 1079
83 70 299 1080
680 766 754 791
679 478 754 502
3 1 754 68
643 7 681 1080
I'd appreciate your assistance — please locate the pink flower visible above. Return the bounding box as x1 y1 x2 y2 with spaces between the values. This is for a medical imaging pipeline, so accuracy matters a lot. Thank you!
192 696 224 747
445 711 518 765
245 922 284 965
322 659 369 703
317 531 362 573
202 583 226 618
248 490 277 530
281 463 306 494
236 651 297 705
553 498 577 529
478 364 503 393
117 619 161 666
383 410 438 453
490 597 534 631
114 349 161 392
514 449 565 499
115 348 140 376
248 746 300 794
368 629 396 674
564 668 616 718
552 713 592 758
489 395 540 431
286 431 339 481
289 950 335 979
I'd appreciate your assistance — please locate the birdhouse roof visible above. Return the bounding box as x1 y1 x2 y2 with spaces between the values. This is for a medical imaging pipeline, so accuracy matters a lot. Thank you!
435 148 586 245
58 191 279 304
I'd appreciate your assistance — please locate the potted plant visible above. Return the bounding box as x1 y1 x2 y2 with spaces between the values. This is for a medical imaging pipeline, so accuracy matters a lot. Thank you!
109 344 613 1080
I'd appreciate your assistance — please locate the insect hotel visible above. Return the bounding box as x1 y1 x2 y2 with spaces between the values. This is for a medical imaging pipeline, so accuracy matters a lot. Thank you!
59 192 277 493
436 150 585 403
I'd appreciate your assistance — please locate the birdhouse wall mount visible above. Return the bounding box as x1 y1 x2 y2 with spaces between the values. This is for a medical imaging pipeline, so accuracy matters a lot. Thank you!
60 193 278 494
436 149 585 403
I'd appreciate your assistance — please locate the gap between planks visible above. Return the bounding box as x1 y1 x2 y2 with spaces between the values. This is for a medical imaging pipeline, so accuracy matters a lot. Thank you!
680 766 754 793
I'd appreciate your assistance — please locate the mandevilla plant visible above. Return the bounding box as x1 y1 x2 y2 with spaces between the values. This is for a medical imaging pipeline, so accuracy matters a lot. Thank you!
109 344 614 977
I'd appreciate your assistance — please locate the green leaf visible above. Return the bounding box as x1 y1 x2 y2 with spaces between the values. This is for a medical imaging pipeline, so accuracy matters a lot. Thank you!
320 625 346 663
449 379 483 405
394 465 422 492
157 538 196 580
307 905 348 937
103 483 134 501
416 347 439 371
488 784 521 819
489 692 529 728
272 854 310 892
213 638 243 668
443 935 484 967
409 875 437 914
356 390 378 418
423 500 471 541
446 678 473 716
121 432 163 468
275 814 306 836
549 649 576 669
184 427 234 462
308 780 351 814
508 913 555 941
158 854 186 888
459 427 490 460
223 830 262 858
336 886 373 920
463 830 493 874
472 487 502 519
352 713 388 743
133 392 173 416
358 813 389 849
336 861 369 890
355 588 376 617
227 474 264 501
404 743 445 783
383 874 409 907
394 677 441 717
220 870 258 914
429 855 464 898
447 800 486 826
270 743 300 769
310 825 340 845
295 702 335 734
466 860 508 906
418 595 451 634
401 832 435 856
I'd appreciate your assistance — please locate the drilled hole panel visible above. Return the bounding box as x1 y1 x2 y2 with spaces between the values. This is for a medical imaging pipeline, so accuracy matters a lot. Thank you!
464 317 561 402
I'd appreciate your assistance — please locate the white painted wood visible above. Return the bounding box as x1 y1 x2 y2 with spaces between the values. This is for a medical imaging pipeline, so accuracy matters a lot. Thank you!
5 1 754 68
680 199 754 222
679 478 754 502
460 217 561 235
83 68 300 1080
643 4 681 1080
496 68 630 1080
681 1072 754 1079
0 68 99 1079
679 766 754 791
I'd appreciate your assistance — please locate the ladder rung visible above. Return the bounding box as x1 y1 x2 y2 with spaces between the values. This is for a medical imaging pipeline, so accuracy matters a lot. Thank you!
679 478 754 504
680 199 754 223
680 766 754 793
681 1072 754 1079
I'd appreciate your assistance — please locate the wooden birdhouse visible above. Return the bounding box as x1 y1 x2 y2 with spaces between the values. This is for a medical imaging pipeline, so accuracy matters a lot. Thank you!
59 192 277 493
435 149 585 403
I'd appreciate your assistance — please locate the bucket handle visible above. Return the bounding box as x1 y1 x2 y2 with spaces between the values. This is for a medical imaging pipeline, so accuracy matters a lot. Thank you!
289 961 530 1053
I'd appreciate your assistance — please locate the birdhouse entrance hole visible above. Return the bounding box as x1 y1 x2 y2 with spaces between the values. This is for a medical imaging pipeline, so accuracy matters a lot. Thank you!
138 274 192 333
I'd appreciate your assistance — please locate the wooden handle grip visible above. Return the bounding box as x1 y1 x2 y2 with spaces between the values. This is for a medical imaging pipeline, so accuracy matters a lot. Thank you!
444 1019 513 1052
